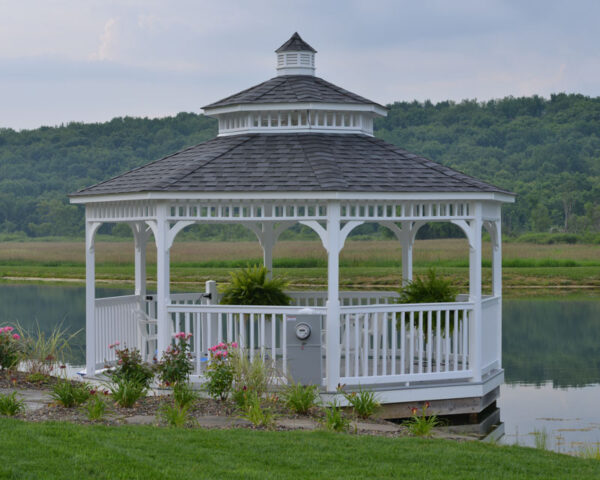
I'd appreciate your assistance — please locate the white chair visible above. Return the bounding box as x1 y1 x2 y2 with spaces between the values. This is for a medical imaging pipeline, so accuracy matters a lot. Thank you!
132 309 158 362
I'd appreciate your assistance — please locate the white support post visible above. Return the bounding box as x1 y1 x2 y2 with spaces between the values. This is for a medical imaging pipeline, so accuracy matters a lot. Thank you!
401 221 414 286
133 224 148 298
85 218 101 376
492 217 502 368
325 202 341 391
469 204 483 382
155 204 171 356
261 222 274 278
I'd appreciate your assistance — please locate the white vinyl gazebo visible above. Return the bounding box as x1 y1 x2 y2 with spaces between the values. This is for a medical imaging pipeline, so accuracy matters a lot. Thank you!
70 33 515 405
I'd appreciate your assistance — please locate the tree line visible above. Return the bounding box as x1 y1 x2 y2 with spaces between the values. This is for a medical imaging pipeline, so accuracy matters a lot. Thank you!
0 94 598 240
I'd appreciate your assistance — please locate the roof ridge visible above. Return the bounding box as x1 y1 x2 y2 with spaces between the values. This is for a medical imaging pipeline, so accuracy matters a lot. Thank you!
296 134 349 190
160 135 255 189
364 136 511 194
203 77 286 109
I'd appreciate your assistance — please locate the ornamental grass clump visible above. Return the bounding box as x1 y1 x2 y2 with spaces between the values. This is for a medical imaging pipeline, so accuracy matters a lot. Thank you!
17 321 79 376
0 391 25 416
84 392 108 421
323 399 350 433
156 332 194 386
240 391 275 429
220 265 292 306
404 402 440 437
282 382 320 415
159 382 197 428
230 349 275 409
0 325 23 371
109 377 148 408
51 380 92 408
204 342 237 401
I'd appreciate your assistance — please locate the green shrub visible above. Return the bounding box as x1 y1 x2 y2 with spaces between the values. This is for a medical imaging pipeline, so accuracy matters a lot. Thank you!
51 380 92 408
108 344 154 387
25 372 50 384
282 382 319 415
156 333 194 386
109 377 147 408
0 392 24 416
220 265 292 306
204 342 236 401
343 387 380 419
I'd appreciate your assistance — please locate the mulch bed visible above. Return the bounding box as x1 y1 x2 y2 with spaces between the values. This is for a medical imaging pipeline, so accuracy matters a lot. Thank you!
1 371 407 437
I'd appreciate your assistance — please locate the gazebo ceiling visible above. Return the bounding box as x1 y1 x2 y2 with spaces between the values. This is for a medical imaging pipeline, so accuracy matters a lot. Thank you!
71 133 511 197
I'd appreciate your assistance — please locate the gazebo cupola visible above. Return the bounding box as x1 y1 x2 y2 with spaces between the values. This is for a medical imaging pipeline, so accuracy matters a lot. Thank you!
203 32 387 137
276 31 317 76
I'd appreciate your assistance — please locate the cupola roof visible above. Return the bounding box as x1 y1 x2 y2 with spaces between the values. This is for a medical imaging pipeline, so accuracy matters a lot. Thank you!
275 32 317 53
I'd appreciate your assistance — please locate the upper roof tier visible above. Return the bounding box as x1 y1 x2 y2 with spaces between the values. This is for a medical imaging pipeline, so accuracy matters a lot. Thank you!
203 33 386 136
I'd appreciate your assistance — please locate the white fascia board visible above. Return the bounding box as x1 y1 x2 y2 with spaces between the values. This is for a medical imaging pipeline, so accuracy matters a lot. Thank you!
217 127 373 137
70 191 515 204
203 103 388 117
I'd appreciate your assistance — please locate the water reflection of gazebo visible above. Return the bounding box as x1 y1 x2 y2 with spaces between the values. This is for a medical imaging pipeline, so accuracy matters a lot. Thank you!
70 33 514 408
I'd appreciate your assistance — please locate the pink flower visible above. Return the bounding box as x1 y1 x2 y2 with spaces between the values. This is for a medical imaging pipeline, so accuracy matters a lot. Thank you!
411 407 418 416
186 333 193 339
231 342 238 348
12 334 20 340
114 341 120 346
3 326 14 333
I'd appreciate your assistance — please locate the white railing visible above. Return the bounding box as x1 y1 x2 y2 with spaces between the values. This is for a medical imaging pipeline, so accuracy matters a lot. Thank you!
481 295 502 375
289 290 399 307
94 295 141 367
338 302 474 385
167 304 326 377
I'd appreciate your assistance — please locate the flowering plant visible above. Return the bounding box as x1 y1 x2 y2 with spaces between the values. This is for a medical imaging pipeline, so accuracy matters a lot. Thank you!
204 342 238 401
107 342 154 387
404 401 440 437
156 332 193 386
0 326 23 371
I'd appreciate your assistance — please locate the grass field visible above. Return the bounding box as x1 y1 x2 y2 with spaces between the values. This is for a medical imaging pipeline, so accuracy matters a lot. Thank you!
0 239 598 295
0 418 599 479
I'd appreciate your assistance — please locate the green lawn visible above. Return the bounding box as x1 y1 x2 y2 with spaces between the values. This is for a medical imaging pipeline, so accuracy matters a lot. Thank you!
0 419 598 479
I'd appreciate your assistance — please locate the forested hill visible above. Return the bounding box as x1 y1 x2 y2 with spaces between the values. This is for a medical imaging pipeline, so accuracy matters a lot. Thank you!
0 94 599 239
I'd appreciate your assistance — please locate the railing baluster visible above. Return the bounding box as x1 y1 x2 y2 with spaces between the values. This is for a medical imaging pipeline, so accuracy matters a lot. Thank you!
381 312 388 376
445 310 450 371
463 310 469 370
427 310 432 374
260 313 265 358
271 313 276 362
409 311 414 375
344 314 350 378
360 314 367 376
418 311 423 374
282 314 287 376
436 309 441 373
249 313 255 361
354 314 360 377
391 312 397 376
400 311 405 374
453 309 458 371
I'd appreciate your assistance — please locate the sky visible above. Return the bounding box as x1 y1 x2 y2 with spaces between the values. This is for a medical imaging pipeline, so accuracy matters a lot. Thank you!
1 0 599 130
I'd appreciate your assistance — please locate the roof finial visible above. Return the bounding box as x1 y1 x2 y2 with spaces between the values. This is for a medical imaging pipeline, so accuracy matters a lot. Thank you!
275 32 316 76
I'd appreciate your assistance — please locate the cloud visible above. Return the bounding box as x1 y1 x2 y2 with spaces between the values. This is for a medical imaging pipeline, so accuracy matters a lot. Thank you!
90 18 119 61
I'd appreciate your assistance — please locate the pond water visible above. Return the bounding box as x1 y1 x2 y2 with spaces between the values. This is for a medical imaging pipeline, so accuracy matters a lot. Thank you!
0 284 598 452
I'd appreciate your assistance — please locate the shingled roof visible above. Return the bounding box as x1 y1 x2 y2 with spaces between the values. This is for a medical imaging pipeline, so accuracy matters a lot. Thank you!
276 32 317 53
71 133 510 196
203 75 384 110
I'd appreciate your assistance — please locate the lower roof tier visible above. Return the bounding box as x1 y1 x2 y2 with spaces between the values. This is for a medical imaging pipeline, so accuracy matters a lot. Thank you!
71 133 511 197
